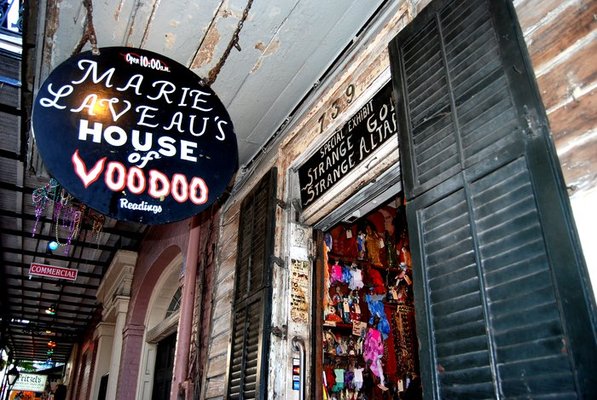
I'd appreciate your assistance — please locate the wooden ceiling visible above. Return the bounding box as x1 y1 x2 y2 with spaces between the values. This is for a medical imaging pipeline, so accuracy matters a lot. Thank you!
1 0 398 364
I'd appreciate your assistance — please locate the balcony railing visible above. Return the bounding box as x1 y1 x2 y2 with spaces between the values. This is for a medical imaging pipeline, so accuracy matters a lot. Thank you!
0 0 22 56
0 0 22 36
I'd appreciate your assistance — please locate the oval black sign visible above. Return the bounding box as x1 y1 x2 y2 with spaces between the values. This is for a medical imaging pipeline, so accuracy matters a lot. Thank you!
32 47 238 224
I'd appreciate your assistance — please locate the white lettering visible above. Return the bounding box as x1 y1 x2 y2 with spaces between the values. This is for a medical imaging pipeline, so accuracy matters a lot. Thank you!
180 140 197 162
39 84 74 109
136 105 160 128
72 60 115 86
78 120 103 143
119 198 163 214
147 80 176 103
116 74 143 95
104 126 128 147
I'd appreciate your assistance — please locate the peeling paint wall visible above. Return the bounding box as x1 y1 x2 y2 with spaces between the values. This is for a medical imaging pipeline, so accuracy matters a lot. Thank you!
201 200 240 399
201 0 596 398
515 0 597 285
200 2 421 399
517 0 597 194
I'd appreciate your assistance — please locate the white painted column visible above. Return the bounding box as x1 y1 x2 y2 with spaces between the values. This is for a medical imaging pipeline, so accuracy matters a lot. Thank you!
106 297 130 400
96 251 136 400
89 322 115 400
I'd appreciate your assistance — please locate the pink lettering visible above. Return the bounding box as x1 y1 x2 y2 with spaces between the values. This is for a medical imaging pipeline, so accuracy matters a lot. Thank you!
72 149 106 188
70 151 208 205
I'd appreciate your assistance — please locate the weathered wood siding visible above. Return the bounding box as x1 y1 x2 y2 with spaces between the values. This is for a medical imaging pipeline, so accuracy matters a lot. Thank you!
200 0 597 398
516 0 596 195
515 0 597 288
188 211 219 398
202 201 240 399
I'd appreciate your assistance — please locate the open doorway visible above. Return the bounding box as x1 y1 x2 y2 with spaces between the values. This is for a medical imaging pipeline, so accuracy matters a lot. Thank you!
320 194 421 399
152 332 177 400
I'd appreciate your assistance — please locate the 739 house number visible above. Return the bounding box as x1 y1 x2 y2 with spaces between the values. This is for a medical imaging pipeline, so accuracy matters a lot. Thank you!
317 83 355 134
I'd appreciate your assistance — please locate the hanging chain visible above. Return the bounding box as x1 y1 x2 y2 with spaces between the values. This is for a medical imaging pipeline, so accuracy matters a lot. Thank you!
206 0 254 85
73 0 100 55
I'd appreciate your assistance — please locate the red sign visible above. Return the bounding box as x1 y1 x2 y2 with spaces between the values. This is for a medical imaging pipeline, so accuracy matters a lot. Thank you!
29 263 78 281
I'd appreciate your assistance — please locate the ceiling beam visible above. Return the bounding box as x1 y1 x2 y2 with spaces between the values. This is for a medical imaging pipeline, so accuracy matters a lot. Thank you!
10 327 83 338
0 102 22 116
3 247 109 267
4 260 104 279
8 313 90 329
0 208 145 239
8 293 96 309
5 284 97 300
5 273 100 289
11 327 86 338
0 149 21 160
5 303 97 318
1 228 118 253
11 338 76 348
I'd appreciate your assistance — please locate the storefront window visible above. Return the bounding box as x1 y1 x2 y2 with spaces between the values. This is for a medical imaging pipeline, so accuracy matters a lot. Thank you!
165 288 182 318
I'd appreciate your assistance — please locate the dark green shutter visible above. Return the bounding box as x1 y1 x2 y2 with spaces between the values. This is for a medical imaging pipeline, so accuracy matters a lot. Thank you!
389 0 597 398
227 168 277 399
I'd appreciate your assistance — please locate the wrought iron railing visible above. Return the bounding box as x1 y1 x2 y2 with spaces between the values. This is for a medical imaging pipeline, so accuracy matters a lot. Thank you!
0 0 22 37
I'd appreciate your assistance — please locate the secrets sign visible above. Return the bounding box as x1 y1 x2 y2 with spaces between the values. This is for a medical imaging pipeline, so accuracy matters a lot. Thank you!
12 373 48 392
32 47 238 224
298 82 397 208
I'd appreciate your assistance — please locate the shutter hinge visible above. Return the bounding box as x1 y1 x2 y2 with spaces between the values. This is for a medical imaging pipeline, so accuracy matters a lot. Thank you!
276 199 288 209
523 105 542 138
271 324 287 339
271 255 285 268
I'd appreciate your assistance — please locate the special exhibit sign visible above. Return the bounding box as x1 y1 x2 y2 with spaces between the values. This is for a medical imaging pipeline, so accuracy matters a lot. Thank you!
32 47 238 224
298 82 398 208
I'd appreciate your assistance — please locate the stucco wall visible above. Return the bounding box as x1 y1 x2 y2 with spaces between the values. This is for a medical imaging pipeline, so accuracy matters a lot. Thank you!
115 220 189 400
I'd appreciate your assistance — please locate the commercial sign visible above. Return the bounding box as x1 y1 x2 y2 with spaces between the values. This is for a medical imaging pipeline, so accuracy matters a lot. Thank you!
12 373 48 392
29 262 78 281
297 82 398 208
32 47 238 224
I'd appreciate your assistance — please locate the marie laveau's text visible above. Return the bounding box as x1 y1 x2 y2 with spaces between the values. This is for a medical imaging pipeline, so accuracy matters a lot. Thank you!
37 56 229 211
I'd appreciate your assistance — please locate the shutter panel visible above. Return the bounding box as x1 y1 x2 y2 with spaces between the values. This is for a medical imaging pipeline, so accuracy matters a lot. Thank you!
396 0 524 200
227 169 277 399
389 0 597 399
234 170 276 303
228 295 266 399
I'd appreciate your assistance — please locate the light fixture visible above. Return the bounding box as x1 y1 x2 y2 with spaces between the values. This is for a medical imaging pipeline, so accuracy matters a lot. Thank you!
48 240 60 251
47 340 57 348
7 365 20 386
45 305 56 315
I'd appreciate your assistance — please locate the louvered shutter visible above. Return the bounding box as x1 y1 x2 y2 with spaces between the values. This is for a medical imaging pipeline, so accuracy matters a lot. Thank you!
389 0 596 398
227 169 277 399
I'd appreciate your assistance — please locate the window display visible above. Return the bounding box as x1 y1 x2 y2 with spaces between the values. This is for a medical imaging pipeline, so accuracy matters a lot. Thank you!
322 196 421 400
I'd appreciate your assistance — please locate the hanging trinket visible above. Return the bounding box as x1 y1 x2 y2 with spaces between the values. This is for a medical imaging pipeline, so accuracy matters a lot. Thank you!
91 212 105 245
61 204 83 255
31 178 60 236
